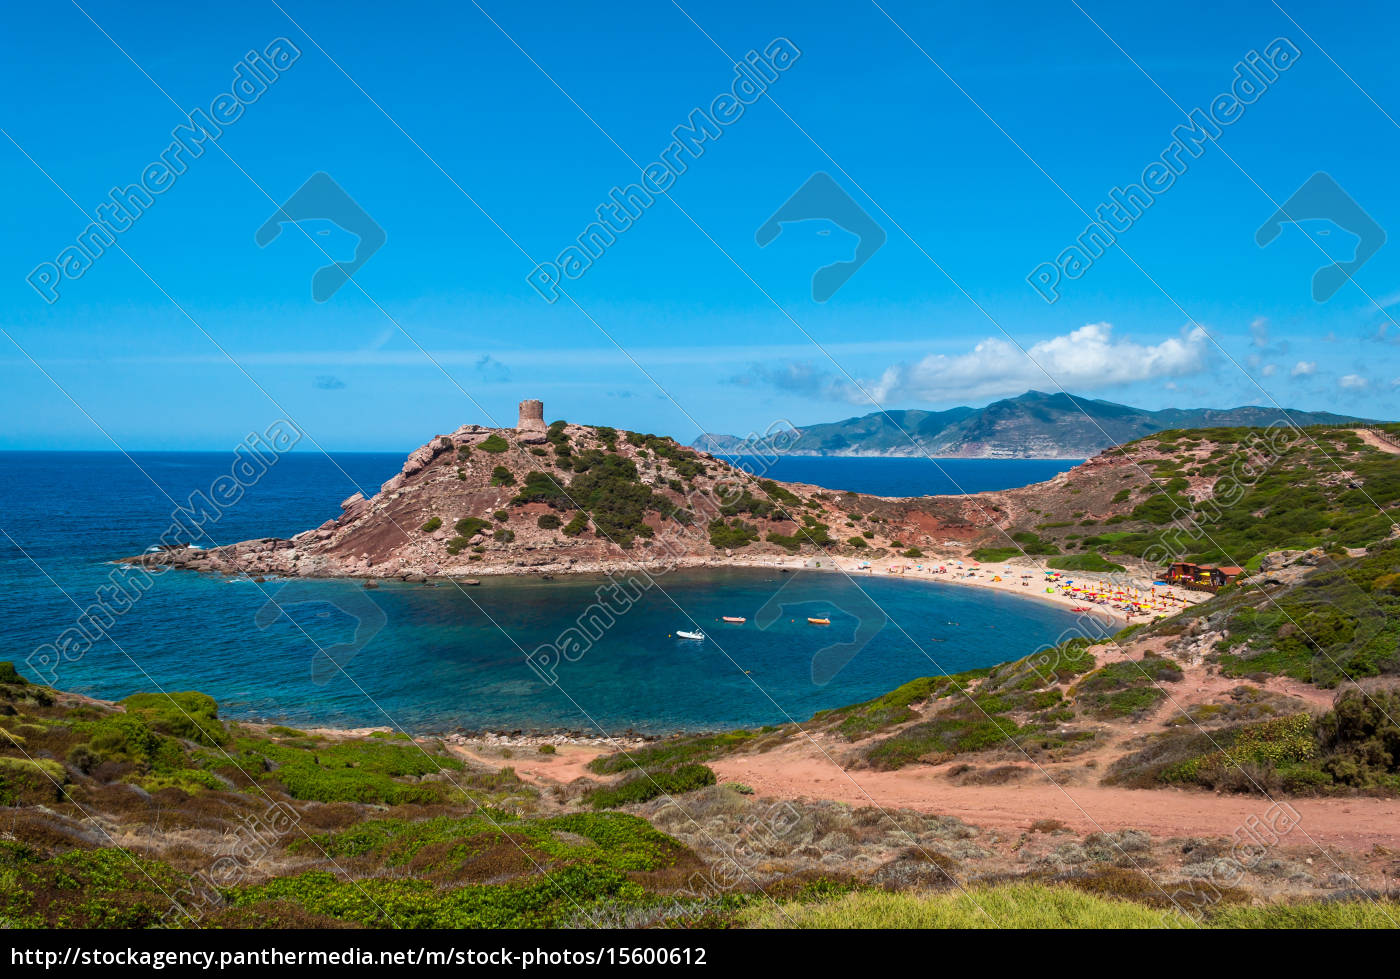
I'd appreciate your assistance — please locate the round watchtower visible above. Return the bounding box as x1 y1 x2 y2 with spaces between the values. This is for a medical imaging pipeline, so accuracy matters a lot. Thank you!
516 399 546 436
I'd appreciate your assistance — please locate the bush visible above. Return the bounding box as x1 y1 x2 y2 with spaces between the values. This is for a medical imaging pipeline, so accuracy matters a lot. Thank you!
902 547 924 559
493 509 508 522
583 764 716 809
479 434 509 453
120 691 227 747
847 536 868 549
1048 553 1126 573
562 513 589 537
454 517 490 538
709 518 758 549
419 517 442 533
512 471 571 508
1315 689 1400 788
490 466 516 487
493 528 515 543
537 514 562 530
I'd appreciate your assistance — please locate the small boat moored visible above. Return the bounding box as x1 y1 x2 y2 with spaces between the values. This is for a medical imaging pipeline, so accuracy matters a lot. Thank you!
676 629 705 641
807 617 831 625
721 616 746 623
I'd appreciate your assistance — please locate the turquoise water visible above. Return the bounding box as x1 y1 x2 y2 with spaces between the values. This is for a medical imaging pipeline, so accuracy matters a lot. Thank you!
0 452 1098 734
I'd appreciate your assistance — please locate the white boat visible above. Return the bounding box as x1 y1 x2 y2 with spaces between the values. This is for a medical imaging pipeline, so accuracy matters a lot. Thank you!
676 629 705 641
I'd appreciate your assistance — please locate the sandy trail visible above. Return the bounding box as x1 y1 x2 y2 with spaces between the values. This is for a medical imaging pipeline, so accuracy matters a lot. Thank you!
711 745 1400 850
1354 428 1400 455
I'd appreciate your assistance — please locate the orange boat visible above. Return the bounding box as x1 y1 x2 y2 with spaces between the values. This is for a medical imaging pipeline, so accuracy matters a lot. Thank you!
807 617 831 625
722 616 746 623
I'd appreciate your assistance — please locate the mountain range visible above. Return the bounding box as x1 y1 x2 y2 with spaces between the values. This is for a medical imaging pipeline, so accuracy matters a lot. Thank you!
691 391 1369 459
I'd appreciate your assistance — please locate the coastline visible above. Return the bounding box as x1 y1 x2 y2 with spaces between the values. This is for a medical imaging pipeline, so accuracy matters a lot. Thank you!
224 548 1195 626
218 553 1199 745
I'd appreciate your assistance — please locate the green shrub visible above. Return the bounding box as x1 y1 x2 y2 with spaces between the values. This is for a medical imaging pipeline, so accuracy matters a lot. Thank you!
479 434 509 453
583 764 716 809
537 513 562 530
709 518 758 549
512 471 571 508
490 466 516 486
1048 553 1126 573
562 513 589 537
420 516 442 533
454 517 490 538
120 691 227 747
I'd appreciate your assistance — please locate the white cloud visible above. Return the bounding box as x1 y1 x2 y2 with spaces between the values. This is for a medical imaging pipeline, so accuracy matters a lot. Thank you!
1291 361 1316 377
1260 363 1277 377
865 322 1210 404
1339 374 1369 390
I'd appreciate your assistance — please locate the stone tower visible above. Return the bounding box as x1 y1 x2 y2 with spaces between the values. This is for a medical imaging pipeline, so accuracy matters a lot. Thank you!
516 399 547 440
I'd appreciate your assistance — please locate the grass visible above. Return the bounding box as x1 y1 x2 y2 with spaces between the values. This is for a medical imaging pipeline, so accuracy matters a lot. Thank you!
1071 654 1182 720
1048 553 1126 573
582 764 716 809
217 732 467 805
739 883 1400 929
857 641 1099 768
588 731 758 774
1208 539 1400 686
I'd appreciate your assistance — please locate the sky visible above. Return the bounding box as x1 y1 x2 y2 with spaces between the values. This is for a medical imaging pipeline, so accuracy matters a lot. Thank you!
3 0 1399 450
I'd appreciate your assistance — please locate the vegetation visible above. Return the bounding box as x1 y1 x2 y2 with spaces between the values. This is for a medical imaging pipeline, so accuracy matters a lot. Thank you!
860 641 1099 769
709 518 759 549
420 516 442 533
537 513 562 530
1127 683 1400 795
1048 553 1126 573
583 764 716 809
490 466 516 486
588 732 759 775
454 517 490 538
740 883 1399 929
478 434 509 453
1071 654 1181 720
1205 539 1400 686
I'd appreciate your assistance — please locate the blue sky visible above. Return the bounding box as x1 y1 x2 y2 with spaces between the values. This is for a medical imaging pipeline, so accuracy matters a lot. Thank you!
3 0 1398 450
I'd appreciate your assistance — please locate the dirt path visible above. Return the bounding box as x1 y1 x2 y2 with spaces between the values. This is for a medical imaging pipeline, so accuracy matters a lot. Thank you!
1355 428 1400 455
711 745 1400 850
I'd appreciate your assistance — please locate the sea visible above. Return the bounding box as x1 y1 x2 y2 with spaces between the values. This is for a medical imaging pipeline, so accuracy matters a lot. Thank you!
0 451 1089 735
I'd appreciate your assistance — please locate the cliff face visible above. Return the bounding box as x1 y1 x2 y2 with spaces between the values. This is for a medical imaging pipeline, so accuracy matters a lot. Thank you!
127 416 1186 581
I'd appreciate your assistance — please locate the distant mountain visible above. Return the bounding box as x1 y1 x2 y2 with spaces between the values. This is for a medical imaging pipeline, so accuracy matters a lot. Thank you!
692 391 1370 459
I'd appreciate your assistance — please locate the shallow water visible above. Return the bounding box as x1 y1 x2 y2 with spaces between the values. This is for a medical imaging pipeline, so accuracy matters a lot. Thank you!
0 451 1099 734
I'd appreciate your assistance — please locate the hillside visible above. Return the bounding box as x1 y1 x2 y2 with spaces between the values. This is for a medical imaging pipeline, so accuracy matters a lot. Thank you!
694 391 1367 458
132 414 1400 592
29 418 1400 929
